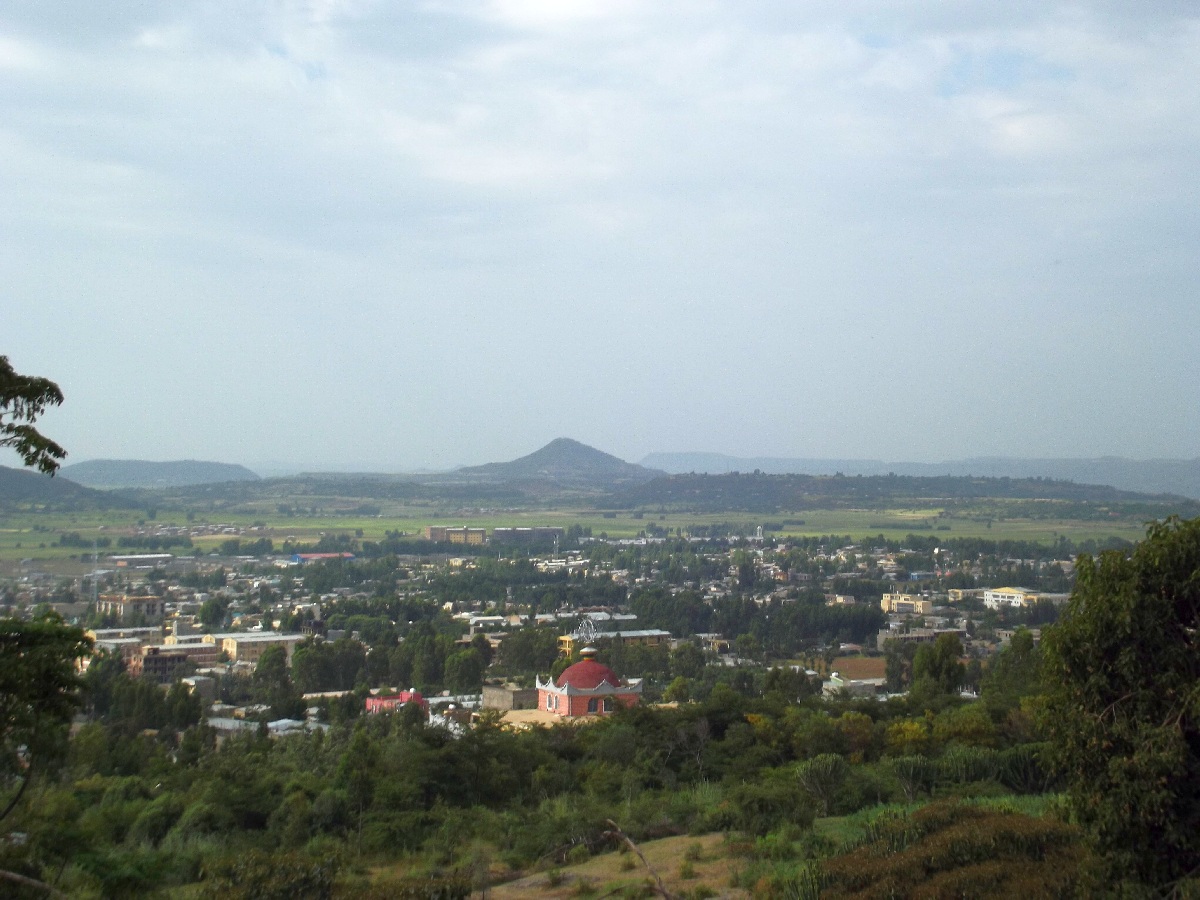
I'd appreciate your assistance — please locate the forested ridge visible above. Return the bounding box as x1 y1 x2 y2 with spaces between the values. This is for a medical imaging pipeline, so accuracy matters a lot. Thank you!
612 470 1200 515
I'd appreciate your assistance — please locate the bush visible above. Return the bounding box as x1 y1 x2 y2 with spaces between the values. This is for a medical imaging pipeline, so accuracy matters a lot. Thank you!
724 768 815 837
819 801 1091 898
201 849 342 900
566 843 590 864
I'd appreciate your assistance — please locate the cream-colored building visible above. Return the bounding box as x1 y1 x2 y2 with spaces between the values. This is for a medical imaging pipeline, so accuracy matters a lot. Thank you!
425 526 487 545
557 629 672 658
95 593 165 623
880 592 933 615
220 633 306 664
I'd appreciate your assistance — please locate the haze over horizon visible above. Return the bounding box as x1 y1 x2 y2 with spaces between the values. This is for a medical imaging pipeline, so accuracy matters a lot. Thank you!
3 2 1199 473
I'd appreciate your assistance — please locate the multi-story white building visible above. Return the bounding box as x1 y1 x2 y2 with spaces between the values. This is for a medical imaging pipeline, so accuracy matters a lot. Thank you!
983 587 1038 610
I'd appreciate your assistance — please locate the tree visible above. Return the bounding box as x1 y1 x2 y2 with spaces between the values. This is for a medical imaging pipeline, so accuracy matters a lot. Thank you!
981 627 1040 717
0 612 91 821
795 753 848 816
0 355 66 475
1042 517 1200 892
882 638 917 692
669 642 706 680
198 598 226 631
253 645 304 719
911 633 964 697
444 648 485 693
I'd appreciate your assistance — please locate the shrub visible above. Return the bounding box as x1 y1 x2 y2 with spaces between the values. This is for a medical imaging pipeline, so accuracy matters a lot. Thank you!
724 768 815 837
819 801 1092 898
200 848 342 900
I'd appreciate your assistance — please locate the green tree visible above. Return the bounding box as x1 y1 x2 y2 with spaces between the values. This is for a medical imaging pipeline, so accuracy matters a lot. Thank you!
0 355 66 474
882 638 917 692
198 598 226 631
1042 517 1200 891
669 642 707 680
253 646 304 719
497 626 559 674
911 633 964 697
444 648 486 693
0 613 91 821
795 752 848 816
982 627 1040 717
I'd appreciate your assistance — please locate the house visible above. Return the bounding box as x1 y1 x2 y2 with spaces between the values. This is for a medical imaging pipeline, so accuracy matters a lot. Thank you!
823 672 887 698
536 649 641 717
365 690 428 714
482 683 539 711
291 552 356 564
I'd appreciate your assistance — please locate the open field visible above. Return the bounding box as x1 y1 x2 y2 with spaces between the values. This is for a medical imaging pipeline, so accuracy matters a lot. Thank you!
450 832 742 899
422 794 1062 899
0 502 1156 574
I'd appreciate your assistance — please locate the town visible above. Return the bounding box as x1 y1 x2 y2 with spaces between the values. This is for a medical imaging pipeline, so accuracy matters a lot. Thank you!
4 522 1077 731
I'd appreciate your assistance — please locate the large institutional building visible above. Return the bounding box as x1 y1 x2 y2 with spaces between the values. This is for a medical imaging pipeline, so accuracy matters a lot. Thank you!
491 527 565 545
95 593 165 623
425 526 487 545
536 649 642 717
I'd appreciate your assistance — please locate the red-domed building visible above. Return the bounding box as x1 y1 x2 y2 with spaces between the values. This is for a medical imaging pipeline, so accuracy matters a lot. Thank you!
536 648 642 717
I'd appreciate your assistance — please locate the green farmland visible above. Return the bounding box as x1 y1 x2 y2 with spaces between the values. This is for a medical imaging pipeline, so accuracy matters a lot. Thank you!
0 501 1152 576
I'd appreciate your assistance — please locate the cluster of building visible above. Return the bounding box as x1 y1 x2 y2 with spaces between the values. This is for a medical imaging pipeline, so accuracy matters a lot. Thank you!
423 526 565 546
87 619 307 684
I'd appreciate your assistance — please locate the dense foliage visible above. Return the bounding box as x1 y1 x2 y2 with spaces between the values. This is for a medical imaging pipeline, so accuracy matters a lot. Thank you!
1043 516 1200 892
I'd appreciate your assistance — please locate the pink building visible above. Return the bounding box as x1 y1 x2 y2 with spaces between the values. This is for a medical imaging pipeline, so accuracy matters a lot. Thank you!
365 690 428 714
536 649 642 717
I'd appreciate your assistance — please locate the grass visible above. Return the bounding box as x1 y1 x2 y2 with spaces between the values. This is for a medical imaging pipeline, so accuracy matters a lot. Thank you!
812 792 1064 851
0 501 1154 572
485 832 742 899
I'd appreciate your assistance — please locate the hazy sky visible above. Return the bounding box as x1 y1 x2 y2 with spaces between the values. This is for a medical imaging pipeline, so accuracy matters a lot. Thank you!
3 1 1199 473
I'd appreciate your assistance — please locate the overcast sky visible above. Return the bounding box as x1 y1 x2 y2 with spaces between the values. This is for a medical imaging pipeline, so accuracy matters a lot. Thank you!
3 1 1198 473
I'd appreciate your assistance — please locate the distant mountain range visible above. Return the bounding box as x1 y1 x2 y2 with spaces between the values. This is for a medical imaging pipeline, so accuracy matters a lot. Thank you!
60 459 260 489
641 453 1200 501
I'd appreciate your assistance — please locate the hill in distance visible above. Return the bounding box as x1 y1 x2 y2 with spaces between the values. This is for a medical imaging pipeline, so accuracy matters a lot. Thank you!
61 459 260 490
613 470 1200 516
641 453 1200 501
0 465 132 509
456 438 663 488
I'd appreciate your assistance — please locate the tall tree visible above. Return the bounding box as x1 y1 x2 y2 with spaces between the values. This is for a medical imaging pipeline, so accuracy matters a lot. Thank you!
1042 517 1200 892
911 633 964 697
0 613 91 822
0 355 66 475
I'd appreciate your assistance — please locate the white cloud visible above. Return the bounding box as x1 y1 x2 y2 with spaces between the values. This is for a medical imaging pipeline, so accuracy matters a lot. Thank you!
1 1 1199 465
